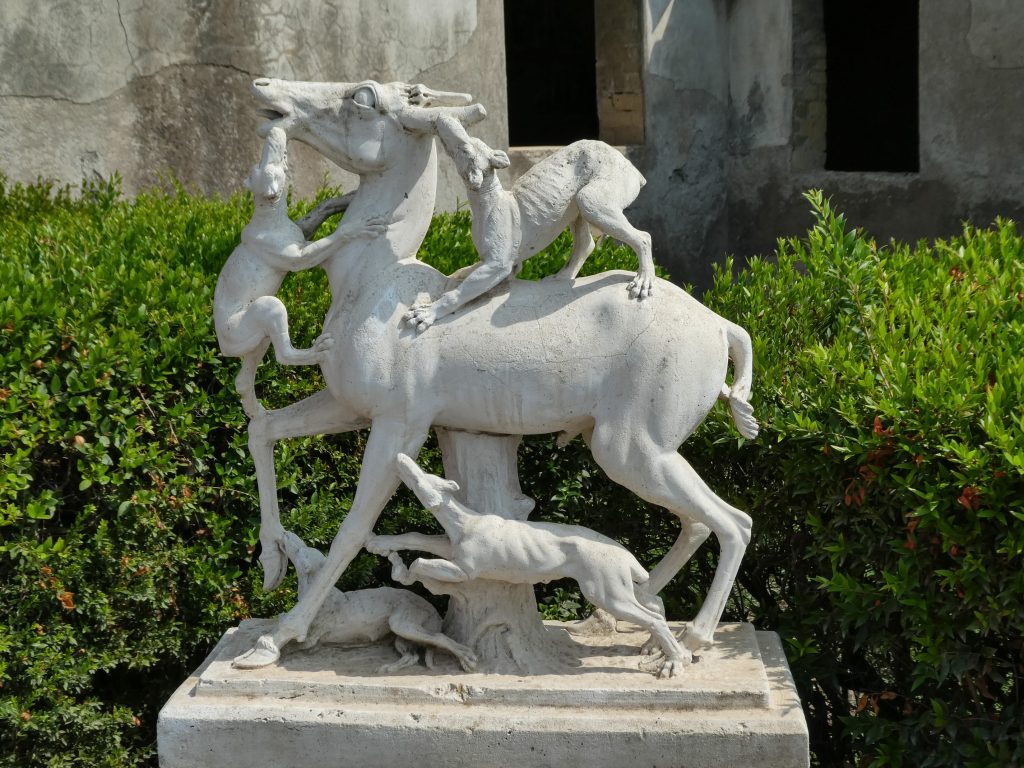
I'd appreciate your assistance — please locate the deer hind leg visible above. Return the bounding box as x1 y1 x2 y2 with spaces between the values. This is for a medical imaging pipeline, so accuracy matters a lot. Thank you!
574 183 654 299
588 424 751 654
555 216 596 280
645 519 711 595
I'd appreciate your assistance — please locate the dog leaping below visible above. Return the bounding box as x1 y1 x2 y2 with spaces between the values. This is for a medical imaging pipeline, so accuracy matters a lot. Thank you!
368 454 692 678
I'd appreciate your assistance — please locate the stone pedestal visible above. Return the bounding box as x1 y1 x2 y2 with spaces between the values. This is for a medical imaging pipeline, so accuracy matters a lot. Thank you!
158 620 809 768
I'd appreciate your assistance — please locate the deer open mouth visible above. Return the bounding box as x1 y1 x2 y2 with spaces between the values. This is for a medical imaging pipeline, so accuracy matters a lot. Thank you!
251 79 293 130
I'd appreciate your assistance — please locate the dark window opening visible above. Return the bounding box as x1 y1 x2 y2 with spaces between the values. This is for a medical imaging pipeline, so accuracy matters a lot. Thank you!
504 0 599 146
824 0 919 172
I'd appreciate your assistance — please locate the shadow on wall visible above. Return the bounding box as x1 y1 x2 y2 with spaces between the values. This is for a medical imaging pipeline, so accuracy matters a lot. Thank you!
628 0 730 292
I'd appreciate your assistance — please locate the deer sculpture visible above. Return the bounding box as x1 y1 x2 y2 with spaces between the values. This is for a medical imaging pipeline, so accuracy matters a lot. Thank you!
231 78 757 678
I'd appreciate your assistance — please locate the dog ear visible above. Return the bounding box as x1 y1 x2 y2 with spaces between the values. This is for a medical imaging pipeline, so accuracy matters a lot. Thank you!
489 150 511 169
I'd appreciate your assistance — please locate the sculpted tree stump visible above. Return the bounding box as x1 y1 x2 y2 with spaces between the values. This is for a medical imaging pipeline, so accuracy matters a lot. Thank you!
432 428 558 674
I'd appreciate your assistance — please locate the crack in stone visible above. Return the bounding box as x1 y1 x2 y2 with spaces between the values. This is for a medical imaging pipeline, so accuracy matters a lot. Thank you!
0 62 260 106
114 0 139 74
198 61 260 79
0 92 87 105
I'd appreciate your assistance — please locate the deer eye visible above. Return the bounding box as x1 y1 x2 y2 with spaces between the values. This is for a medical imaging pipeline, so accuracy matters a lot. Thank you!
352 86 376 109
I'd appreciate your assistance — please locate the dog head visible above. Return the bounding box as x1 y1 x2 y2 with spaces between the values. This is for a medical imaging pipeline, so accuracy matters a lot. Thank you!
452 137 510 191
395 453 460 510
243 126 289 202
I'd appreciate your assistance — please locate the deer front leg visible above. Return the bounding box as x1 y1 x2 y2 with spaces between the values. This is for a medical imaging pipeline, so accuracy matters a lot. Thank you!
247 389 369 592
248 416 287 592
234 418 426 668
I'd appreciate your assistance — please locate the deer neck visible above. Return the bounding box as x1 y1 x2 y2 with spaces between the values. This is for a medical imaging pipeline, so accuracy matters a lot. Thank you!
322 133 438 292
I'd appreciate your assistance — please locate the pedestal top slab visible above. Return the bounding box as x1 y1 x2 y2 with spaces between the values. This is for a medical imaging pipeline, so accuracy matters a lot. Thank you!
197 619 770 711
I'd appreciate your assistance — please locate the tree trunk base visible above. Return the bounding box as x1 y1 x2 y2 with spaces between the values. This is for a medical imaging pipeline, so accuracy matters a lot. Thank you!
433 428 566 674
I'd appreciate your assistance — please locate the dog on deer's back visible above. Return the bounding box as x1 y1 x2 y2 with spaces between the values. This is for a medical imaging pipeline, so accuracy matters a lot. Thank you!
276 530 477 673
403 130 656 333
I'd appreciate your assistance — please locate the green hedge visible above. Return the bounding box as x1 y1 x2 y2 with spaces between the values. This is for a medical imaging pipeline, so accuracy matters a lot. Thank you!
1 178 1021 767
693 192 1024 767
0 176 659 767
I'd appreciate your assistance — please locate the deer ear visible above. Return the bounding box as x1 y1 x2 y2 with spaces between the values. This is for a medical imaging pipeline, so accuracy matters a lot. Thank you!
490 150 511 169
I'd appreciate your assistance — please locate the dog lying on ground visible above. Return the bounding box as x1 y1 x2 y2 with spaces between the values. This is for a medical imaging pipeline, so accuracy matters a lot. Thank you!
234 529 476 672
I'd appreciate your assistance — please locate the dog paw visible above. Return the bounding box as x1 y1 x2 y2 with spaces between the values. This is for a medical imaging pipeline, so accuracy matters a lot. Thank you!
627 271 654 300
402 304 437 333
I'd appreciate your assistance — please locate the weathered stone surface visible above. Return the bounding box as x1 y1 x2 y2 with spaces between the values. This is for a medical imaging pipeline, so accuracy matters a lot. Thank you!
0 0 508 206
7 0 1022 288
727 0 1024 272
228 73 760 678
158 622 810 768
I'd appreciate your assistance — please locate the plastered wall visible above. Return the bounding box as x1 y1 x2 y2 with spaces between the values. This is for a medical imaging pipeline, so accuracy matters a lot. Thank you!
0 0 508 211
3 0 1022 286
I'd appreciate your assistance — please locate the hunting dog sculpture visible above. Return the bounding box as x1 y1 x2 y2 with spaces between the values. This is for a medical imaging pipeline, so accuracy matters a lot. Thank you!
404 131 655 332
368 455 688 676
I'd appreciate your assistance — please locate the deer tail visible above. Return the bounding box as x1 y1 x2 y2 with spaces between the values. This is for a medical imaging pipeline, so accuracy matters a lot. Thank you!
719 321 759 440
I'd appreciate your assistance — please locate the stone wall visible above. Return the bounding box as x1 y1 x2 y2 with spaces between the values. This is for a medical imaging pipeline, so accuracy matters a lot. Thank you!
623 0 1024 285
625 0 731 286
728 0 1024 277
594 0 645 146
789 0 826 173
619 0 793 287
4 0 1022 286
0 0 508 211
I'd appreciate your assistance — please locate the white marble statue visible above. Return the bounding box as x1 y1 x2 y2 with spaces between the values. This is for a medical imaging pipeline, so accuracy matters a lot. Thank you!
213 126 386 417
368 454 690 677
404 131 656 332
236 529 477 672
232 76 758 671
